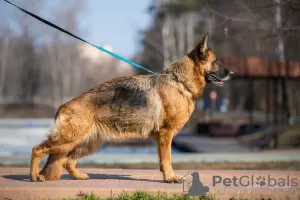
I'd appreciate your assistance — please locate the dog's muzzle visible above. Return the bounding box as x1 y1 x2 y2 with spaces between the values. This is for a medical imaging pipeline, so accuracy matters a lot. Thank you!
205 71 234 87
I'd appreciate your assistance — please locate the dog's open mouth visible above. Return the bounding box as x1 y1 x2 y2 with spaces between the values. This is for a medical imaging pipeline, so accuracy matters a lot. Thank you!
208 74 225 87
211 80 224 86
208 72 234 87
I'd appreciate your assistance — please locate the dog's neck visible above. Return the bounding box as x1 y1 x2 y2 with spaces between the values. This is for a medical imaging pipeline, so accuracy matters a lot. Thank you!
164 56 206 99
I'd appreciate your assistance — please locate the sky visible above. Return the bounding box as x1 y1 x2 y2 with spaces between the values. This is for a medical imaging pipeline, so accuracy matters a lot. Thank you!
83 0 152 58
0 0 153 59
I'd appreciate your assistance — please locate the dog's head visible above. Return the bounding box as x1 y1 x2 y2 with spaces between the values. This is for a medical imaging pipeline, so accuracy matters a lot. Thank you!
193 33 234 87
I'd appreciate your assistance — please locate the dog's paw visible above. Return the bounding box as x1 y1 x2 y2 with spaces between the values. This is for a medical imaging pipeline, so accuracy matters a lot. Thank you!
164 175 183 184
75 172 90 180
30 174 45 182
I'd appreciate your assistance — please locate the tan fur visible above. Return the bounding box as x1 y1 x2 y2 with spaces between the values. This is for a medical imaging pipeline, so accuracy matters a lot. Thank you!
30 33 224 183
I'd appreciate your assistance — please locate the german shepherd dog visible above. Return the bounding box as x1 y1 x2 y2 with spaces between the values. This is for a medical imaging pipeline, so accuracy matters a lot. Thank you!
30 33 234 183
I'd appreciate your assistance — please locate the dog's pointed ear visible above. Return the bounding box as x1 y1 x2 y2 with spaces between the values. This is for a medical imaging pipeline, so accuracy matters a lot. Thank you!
197 32 209 53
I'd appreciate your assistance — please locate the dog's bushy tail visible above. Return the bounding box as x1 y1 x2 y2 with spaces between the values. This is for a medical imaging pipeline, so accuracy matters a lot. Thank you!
39 154 66 181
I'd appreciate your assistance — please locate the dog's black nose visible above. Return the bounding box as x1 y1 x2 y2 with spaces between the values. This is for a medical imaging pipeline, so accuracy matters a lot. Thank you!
230 71 234 76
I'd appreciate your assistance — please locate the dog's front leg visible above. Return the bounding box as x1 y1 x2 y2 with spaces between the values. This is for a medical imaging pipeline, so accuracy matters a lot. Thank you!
156 130 182 183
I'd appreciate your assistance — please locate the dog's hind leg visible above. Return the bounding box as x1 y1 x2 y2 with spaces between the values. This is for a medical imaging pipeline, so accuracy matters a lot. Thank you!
64 159 89 180
64 138 103 180
30 139 82 182
39 153 67 181
30 140 51 182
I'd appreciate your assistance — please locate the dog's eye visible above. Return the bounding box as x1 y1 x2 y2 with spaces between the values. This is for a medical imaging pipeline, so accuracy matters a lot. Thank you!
213 58 219 64
212 60 219 71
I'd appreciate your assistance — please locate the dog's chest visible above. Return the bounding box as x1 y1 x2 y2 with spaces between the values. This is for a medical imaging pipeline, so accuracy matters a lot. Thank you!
178 88 196 117
164 93 195 132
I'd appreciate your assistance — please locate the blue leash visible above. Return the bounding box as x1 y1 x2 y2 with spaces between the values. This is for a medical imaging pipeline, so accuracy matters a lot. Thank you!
2 0 157 75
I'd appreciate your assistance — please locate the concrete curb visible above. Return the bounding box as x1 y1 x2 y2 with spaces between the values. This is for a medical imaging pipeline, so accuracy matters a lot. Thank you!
1 149 300 165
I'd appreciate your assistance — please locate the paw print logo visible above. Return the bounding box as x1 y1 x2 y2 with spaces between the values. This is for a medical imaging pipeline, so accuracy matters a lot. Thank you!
256 176 266 186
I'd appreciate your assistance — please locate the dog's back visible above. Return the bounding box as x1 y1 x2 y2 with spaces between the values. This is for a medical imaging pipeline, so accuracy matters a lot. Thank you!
51 75 163 144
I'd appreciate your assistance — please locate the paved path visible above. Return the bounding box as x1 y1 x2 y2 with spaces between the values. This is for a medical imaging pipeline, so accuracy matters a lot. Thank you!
0 168 300 200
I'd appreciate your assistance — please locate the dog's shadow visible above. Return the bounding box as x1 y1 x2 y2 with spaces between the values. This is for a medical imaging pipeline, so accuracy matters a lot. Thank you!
2 173 165 183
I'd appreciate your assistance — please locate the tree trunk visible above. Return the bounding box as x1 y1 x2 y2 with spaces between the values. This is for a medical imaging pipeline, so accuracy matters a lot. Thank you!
47 43 61 110
176 14 185 58
186 12 195 52
0 37 10 101
162 15 171 69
